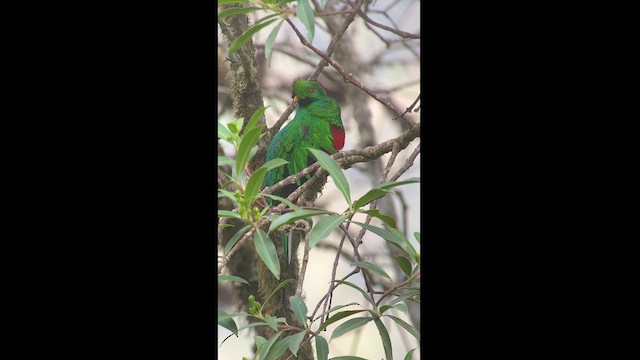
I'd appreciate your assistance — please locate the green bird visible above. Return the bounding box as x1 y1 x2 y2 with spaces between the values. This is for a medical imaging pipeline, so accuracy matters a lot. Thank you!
264 79 345 200
263 79 345 267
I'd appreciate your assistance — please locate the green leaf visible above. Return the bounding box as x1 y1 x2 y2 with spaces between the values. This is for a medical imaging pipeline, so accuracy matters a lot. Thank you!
264 314 279 331
375 177 420 190
229 116 244 135
262 279 295 308
217 274 250 286
245 167 268 204
351 222 416 259
218 0 249 4
218 308 238 336
360 209 397 229
394 256 412 278
260 158 289 172
352 188 389 210
317 310 366 332
228 18 278 54
387 315 420 342
320 0 329 9
388 290 420 306
218 156 234 166
268 209 332 233
257 331 284 360
262 193 301 211
218 122 236 142
265 20 284 68
245 106 269 134
296 0 315 42
372 316 393 360
289 296 308 329
312 302 360 322
330 317 373 341
255 336 267 353
254 229 281 279
315 336 329 360
263 337 291 360
218 210 241 219
388 226 419 260
403 348 417 360
287 331 307 357
331 280 374 306
224 225 251 255
309 148 351 205
218 6 263 19
380 303 408 315
414 231 420 244
235 126 263 176
309 214 347 247
352 261 392 281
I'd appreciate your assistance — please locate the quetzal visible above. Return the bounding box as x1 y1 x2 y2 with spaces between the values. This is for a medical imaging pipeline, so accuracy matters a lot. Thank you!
263 79 345 268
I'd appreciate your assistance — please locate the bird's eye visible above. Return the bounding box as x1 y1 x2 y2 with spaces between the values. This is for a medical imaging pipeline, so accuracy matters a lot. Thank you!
309 88 315 94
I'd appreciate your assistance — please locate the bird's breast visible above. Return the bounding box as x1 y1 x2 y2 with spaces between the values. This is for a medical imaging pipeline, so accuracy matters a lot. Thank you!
331 126 345 151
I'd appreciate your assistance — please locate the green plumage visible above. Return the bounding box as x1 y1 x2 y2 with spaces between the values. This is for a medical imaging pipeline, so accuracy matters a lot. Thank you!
264 79 345 200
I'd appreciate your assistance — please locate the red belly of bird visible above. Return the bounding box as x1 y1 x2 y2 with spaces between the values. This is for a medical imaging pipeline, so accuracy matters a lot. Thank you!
331 126 345 151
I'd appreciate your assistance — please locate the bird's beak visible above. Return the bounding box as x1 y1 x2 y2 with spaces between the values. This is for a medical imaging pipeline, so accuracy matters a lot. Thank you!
293 96 299 103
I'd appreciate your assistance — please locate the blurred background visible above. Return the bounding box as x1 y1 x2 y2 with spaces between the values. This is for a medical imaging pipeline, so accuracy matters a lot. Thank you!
218 0 420 358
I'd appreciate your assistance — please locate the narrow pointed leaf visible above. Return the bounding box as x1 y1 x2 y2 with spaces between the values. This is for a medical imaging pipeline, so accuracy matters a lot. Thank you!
394 256 412 278
360 209 397 228
372 316 393 360
245 106 269 134
268 209 331 233
223 225 251 255
218 156 234 166
218 309 238 336
287 331 307 357
265 20 284 68
217 275 250 286
296 0 315 42
352 261 392 281
229 18 278 54
262 193 301 211
259 158 289 172
218 122 234 142
263 337 291 360
235 126 263 176
380 303 408 314
262 278 295 307
388 290 420 306
387 315 420 342
257 331 284 360
403 348 417 360
289 296 308 328
309 214 347 247
312 302 359 321
330 316 373 341
218 6 263 19
352 188 389 210
218 0 249 5
374 177 420 191
254 228 280 279
245 167 268 204
332 279 374 306
264 314 279 331
317 309 365 332
351 221 414 258
315 335 329 360
309 148 350 205
218 210 241 219
414 231 420 243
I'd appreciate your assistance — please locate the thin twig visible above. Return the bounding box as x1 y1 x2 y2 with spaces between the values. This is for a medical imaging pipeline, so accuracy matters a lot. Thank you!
389 142 421 182
295 220 311 297
392 94 421 120
286 18 414 123
344 0 420 39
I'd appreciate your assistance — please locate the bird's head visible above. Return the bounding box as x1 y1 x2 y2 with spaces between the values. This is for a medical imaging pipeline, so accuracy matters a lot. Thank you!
291 79 327 105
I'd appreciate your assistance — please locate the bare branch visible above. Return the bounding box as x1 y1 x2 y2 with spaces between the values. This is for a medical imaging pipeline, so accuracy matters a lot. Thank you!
344 0 420 39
